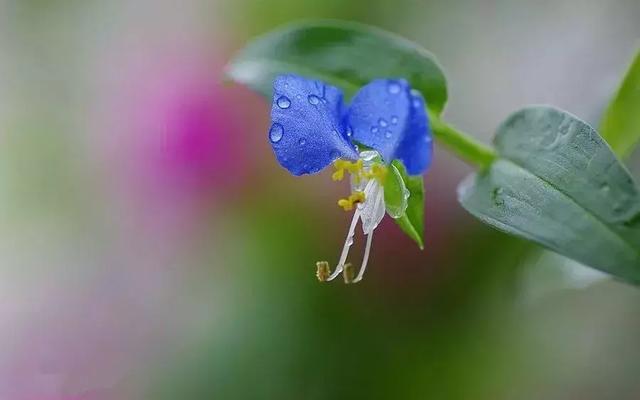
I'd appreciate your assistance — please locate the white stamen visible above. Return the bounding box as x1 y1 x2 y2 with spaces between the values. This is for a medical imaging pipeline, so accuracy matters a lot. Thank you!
352 232 373 283
326 208 361 281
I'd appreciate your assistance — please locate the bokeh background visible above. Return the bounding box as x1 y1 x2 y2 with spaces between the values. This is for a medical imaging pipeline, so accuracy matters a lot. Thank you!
1 0 640 399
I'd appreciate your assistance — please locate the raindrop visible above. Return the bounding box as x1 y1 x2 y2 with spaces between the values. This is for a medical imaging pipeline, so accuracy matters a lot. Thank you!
492 187 505 206
276 96 291 109
385 131 393 139
308 95 320 105
269 123 284 143
387 81 401 94
391 116 399 125
371 126 379 134
298 138 306 146
379 118 388 127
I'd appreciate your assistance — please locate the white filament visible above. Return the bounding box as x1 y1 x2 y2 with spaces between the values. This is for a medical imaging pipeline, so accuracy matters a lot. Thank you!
326 208 361 281
352 232 373 283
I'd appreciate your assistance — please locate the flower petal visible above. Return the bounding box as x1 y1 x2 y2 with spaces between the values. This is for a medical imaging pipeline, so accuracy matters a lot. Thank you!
269 74 359 176
359 179 386 235
395 89 433 175
347 79 433 175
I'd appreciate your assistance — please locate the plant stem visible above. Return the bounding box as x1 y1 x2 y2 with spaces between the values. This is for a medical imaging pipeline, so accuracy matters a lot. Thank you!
428 110 497 169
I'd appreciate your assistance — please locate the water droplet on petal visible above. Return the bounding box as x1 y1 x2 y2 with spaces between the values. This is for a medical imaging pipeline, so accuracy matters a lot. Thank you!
276 96 291 109
298 138 306 146
412 98 422 108
269 123 284 143
308 95 320 105
330 150 340 159
387 81 401 94
379 118 388 127
371 126 379 134
385 130 392 139
391 116 399 125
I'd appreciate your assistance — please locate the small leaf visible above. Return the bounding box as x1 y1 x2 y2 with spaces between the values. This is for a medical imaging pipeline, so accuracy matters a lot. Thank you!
391 160 425 249
226 19 448 115
601 49 640 158
458 106 640 284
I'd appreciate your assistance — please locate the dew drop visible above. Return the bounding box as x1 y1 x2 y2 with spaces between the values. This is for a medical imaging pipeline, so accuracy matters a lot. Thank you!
492 187 505 206
412 98 422 108
391 116 399 125
330 150 340 159
269 123 284 143
298 138 306 146
385 131 393 139
387 81 401 94
371 126 379 134
276 96 291 109
379 118 388 127
308 95 320 105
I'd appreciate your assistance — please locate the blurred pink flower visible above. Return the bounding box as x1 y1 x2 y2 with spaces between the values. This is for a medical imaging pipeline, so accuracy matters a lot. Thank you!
100 48 253 199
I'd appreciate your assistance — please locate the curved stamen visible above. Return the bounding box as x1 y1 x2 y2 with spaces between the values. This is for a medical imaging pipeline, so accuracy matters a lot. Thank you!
352 232 373 283
326 208 361 281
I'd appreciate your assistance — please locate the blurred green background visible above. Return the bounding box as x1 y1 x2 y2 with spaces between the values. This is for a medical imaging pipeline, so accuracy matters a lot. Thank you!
1 0 640 399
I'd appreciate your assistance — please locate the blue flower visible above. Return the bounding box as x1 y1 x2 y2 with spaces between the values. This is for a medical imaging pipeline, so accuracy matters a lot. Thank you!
269 74 433 283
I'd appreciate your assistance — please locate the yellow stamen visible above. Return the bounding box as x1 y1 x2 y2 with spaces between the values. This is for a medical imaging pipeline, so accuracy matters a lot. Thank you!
343 263 355 284
316 261 331 282
337 191 365 211
332 159 365 183
364 164 388 185
337 198 353 211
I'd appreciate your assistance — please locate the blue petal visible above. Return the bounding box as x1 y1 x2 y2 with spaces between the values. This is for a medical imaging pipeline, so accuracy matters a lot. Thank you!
347 79 433 175
269 74 359 176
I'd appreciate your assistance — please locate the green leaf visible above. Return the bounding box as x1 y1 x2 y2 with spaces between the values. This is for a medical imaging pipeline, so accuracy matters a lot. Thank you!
391 160 425 249
458 106 640 284
601 49 640 158
226 19 448 115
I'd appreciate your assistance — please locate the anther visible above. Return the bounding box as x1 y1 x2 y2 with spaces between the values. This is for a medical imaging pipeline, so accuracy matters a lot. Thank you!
316 261 331 282
338 191 365 211
342 263 355 284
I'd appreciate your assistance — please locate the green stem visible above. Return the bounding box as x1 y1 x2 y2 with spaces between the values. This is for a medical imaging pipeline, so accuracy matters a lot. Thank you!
428 110 497 169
